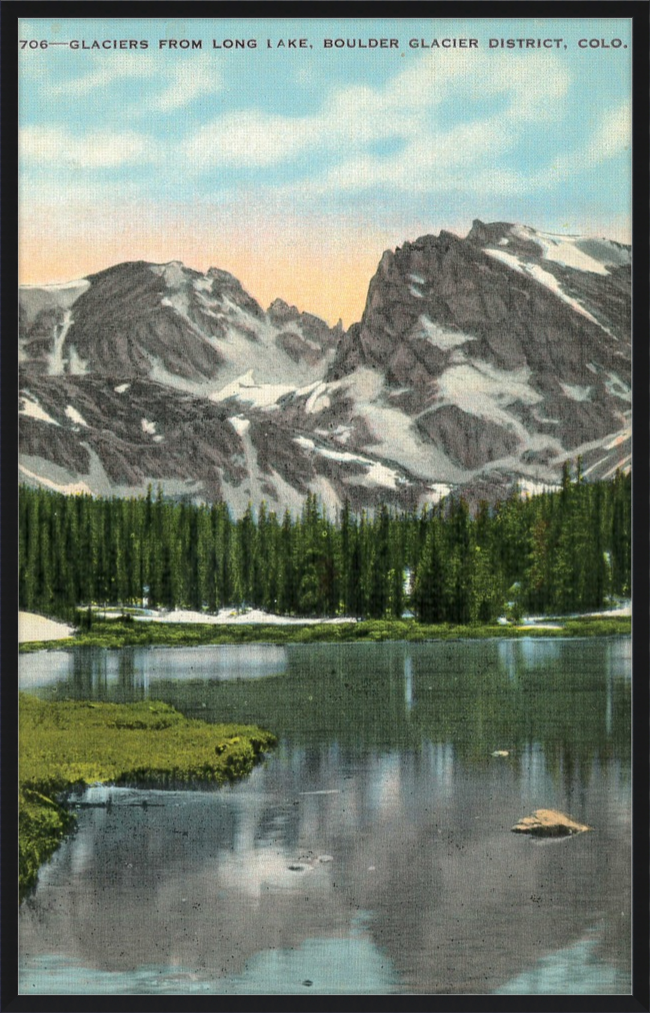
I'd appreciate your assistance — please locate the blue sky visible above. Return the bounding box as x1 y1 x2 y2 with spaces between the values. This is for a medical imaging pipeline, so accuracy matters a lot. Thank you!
19 16 632 323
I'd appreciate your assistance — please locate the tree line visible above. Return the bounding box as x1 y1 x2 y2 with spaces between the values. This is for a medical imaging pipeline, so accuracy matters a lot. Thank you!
19 463 631 623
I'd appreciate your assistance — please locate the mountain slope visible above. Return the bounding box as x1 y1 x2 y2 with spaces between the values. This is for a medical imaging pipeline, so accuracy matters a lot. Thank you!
19 222 631 513
19 261 342 388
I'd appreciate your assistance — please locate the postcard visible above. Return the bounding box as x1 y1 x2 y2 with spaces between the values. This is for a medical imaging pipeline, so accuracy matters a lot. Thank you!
14 12 638 1000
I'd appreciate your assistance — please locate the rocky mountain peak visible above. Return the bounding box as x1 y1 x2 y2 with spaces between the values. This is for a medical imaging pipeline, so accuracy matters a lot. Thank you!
267 297 301 325
19 223 631 514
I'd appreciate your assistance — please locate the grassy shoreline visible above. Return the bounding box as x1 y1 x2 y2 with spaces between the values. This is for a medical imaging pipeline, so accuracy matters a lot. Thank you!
19 614 631 653
19 695 276 901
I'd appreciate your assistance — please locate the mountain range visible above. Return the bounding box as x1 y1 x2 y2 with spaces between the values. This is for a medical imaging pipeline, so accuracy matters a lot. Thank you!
19 220 631 514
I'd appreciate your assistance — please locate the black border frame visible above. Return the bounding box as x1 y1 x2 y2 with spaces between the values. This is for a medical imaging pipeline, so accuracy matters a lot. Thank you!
2 4 648 1011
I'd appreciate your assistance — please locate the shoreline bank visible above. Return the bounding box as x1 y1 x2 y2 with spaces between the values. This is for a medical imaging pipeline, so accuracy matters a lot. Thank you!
19 612 631 653
19 696 276 902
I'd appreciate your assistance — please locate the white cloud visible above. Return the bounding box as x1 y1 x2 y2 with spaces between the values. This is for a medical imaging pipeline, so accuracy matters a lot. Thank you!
181 50 570 178
48 53 222 112
152 56 224 111
184 108 324 166
21 46 621 212
49 54 158 96
588 100 631 162
544 100 632 183
20 124 157 168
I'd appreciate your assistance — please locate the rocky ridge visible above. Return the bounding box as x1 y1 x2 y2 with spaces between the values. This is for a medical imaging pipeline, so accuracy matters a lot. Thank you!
19 221 631 514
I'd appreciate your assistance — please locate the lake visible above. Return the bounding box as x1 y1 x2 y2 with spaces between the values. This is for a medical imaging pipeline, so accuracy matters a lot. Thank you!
19 637 631 995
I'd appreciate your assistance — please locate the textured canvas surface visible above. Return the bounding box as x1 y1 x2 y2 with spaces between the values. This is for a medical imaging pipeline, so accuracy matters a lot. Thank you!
17 15 633 998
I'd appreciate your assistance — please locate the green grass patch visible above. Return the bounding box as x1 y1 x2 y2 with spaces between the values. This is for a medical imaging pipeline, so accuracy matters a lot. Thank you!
19 614 630 653
19 694 276 901
561 615 632 637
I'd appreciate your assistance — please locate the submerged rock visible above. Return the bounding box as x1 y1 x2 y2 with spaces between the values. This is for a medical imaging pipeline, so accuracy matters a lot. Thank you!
511 809 591 837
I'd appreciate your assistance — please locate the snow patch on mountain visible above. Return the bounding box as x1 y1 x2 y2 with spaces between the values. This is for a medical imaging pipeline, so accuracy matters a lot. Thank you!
601 455 631 480
484 248 606 330
313 444 364 465
305 382 331 414
315 425 353 444
560 383 592 402
19 462 93 496
50 311 74 376
228 416 250 436
531 409 560 425
604 373 631 401
151 261 186 287
19 278 90 325
408 272 425 298
603 426 631 451
20 397 60 426
518 478 557 497
425 483 454 503
419 315 476 350
359 461 402 490
362 401 465 483
67 347 89 375
510 225 615 275
212 371 297 408
437 360 541 429
161 293 190 315
141 418 157 435
293 437 402 490
323 369 451 480
65 405 88 427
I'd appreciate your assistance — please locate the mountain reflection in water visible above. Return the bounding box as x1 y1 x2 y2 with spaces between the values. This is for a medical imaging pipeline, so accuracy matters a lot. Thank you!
19 637 631 994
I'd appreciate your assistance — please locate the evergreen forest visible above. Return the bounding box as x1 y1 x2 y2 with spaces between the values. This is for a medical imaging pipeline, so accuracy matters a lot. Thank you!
19 463 631 624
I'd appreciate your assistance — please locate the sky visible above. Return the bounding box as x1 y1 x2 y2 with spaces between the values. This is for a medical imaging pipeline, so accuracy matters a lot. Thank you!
18 16 632 326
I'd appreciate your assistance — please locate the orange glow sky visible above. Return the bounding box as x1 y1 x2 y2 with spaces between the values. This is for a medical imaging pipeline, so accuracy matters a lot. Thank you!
19 201 399 327
18 200 631 329
19 16 631 328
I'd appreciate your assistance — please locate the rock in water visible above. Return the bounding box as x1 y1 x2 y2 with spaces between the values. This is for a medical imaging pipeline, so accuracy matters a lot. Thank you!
511 809 590 836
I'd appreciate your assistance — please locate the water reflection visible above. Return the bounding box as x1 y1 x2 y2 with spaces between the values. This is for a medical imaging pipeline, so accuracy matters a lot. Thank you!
21 639 631 770
494 930 627 995
21 931 399 995
19 637 631 994
20 734 631 995
20 644 288 694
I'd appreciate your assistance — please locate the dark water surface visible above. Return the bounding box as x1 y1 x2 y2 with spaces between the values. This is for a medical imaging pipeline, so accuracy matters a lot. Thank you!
19 637 631 995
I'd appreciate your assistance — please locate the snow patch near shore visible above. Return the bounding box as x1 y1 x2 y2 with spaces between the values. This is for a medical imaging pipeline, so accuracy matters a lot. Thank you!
141 608 358 626
19 612 74 643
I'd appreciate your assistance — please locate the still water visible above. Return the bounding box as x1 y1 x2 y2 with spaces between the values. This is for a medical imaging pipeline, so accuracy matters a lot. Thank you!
19 637 631 995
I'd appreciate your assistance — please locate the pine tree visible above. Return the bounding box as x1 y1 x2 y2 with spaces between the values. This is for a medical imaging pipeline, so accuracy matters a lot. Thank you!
368 504 390 618
18 469 632 623
412 518 446 623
